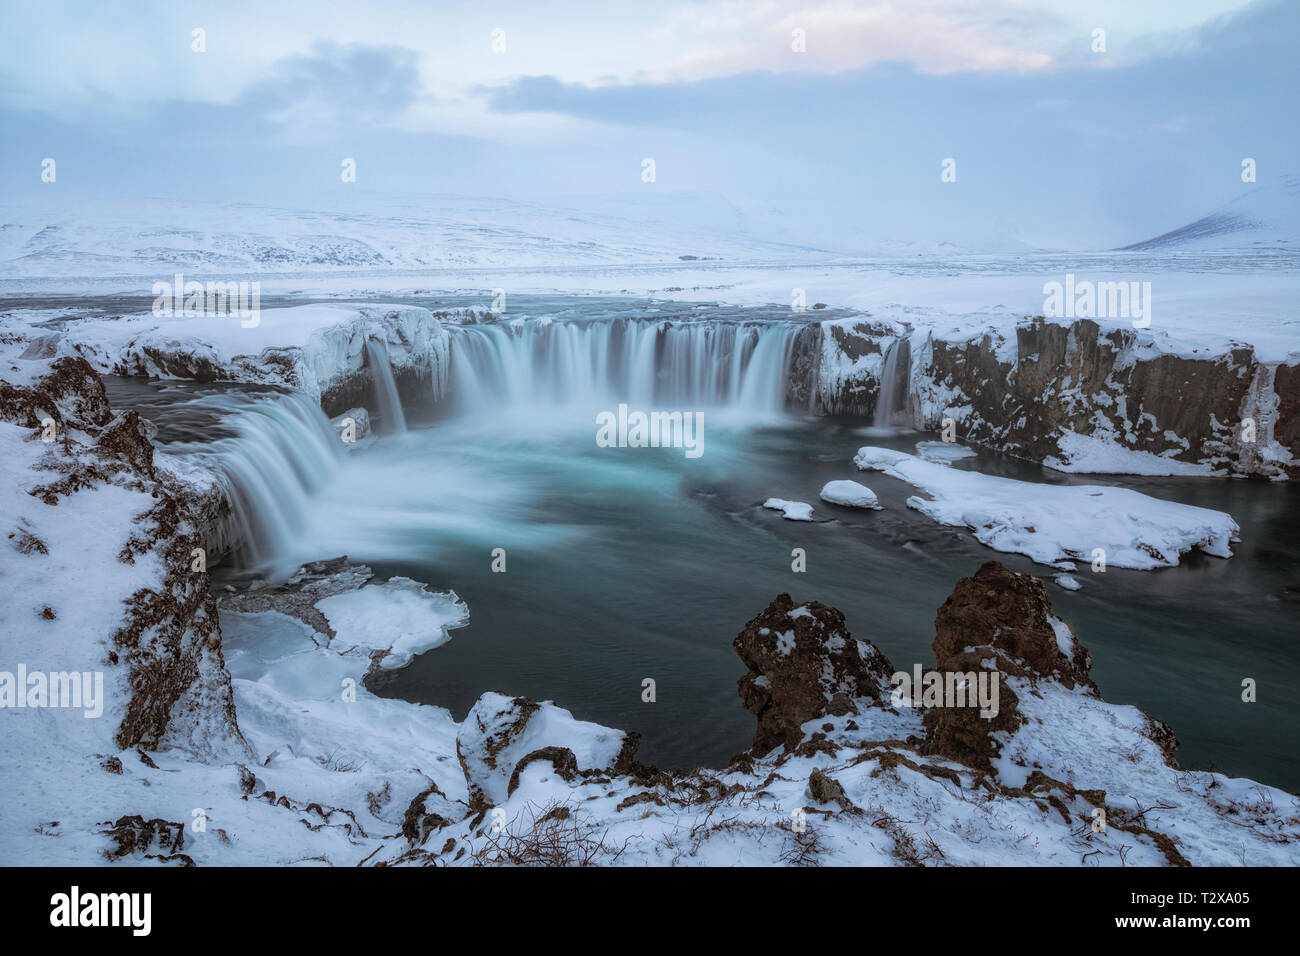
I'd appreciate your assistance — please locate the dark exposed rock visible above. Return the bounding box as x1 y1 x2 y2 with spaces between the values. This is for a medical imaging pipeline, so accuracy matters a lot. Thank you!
918 319 1294 478
402 781 464 845
933 561 1095 688
816 316 1298 478
808 768 855 811
508 746 580 796
102 815 185 859
734 592 894 756
783 323 823 412
0 356 112 431
922 561 1093 771
95 410 156 478
816 321 899 417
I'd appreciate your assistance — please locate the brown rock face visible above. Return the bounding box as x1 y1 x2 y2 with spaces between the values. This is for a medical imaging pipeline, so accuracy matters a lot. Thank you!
932 561 1094 688
0 356 113 430
734 593 893 756
922 561 1094 770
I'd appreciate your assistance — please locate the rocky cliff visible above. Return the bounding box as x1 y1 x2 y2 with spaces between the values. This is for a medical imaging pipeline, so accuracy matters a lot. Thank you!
813 315 1300 479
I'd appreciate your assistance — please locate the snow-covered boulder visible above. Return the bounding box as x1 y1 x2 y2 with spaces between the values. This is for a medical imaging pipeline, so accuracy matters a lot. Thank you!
455 692 639 811
818 479 882 509
733 593 894 756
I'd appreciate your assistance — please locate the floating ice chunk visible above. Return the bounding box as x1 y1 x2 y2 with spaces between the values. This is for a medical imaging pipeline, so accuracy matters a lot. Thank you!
819 479 883 509
1054 574 1082 591
315 577 469 669
915 440 978 465
764 498 814 521
853 446 1238 570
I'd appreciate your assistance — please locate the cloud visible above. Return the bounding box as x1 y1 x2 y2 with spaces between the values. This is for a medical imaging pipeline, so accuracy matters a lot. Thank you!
237 42 428 138
645 0 1062 79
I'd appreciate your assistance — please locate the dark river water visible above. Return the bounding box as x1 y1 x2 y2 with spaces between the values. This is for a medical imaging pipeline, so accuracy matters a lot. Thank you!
97 294 1300 791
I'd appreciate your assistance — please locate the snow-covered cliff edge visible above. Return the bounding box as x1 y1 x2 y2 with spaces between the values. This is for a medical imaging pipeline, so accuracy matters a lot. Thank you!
812 315 1300 479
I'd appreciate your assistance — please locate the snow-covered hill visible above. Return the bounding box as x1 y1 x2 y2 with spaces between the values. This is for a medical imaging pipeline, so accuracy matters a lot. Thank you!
0 193 843 280
1120 175 1300 252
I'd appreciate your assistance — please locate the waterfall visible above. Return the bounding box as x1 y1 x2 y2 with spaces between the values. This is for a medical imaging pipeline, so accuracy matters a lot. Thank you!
874 336 911 429
446 318 802 412
365 338 407 435
168 316 809 571
172 392 342 570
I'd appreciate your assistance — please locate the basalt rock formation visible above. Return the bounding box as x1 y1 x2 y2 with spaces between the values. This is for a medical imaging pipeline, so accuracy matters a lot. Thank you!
733 592 894 756
922 561 1094 771
815 315 1300 478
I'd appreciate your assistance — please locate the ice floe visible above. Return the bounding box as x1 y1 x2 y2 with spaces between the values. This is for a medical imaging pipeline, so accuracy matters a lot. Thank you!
853 446 1238 570
763 497 815 521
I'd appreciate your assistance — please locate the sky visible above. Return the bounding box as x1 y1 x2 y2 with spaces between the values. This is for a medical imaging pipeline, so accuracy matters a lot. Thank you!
0 0 1294 250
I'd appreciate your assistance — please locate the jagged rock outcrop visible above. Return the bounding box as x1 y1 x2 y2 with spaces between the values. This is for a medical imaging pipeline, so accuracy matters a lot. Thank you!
922 561 1095 770
933 561 1095 690
733 592 894 755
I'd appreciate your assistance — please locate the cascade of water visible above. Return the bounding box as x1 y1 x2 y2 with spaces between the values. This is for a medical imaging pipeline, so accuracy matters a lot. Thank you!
182 316 808 571
446 318 802 412
365 338 407 434
175 392 341 569
874 336 912 428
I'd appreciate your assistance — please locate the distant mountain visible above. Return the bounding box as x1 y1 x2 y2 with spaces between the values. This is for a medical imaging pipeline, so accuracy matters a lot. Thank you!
1119 175 1300 252
0 190 1053 281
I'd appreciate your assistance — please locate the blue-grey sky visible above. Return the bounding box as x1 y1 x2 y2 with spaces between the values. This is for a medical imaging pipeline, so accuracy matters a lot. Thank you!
0 0 1294 249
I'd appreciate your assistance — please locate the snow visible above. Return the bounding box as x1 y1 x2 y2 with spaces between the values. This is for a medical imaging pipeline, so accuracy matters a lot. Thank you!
456 692 630 809
0 423 160 752
1049 616 1077 658
57 303 453 403
853 446 1240 570
314 578 469 670
1045 430 1219 476
0 193 833 281
764 497 815 521
818 479 883 509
